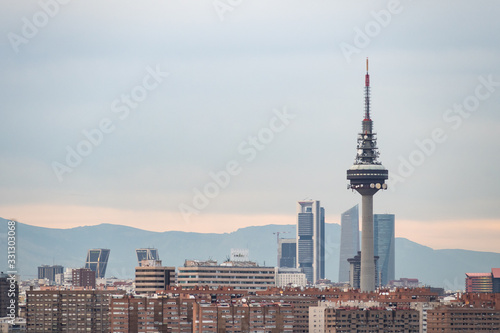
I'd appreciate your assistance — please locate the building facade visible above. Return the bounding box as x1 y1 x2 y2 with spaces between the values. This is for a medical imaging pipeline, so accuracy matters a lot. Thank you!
177 260 275 290
110 295 194 332
427 306 500 332
193 301 294 333
37 265 64 284
338 205 359 283
26 288 124 332
296 200 325 284
347 251 378 289
136 248 159 266
466 272 493 293
374 214 395 287
276 268 307 287
85 248 110 279
310 306 420 333
278 238 297 268
493 268 500 293
135 260 175 295
72 268 96 288
0 273 18 318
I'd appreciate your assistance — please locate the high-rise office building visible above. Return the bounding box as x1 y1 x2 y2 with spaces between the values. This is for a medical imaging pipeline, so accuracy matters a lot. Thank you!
374 214 395 287
296 200 325 284
346 59 388 292
37 265 64 284
85 248 110 279
347 251 378 289
278 238 297 268
136 248 159 266
338 205 359 283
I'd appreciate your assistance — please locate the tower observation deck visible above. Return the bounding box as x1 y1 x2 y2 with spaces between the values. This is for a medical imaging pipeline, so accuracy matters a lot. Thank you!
346 59 388 292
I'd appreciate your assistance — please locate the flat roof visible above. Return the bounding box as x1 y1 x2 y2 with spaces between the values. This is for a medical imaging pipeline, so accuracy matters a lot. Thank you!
465 273 491 277
492 268 500 278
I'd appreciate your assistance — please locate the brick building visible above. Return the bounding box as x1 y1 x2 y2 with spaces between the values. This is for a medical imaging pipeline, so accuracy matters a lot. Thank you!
310 305 419 333
109 295 194 332
72 268 96 288
26 288 125 332
193 301 294 333
427 306 500 332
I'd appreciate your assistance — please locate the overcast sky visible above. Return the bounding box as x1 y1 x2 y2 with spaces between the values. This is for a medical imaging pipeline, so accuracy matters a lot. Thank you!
1 0 499 252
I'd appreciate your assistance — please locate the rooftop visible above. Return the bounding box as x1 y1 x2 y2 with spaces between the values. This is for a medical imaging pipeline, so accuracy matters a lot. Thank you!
466 273 492 277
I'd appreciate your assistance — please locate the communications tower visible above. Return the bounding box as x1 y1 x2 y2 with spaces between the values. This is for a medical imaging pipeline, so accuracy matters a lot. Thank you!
347 59 388 292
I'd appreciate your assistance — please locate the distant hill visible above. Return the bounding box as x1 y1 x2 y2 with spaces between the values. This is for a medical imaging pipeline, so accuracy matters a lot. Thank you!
1 218 498 290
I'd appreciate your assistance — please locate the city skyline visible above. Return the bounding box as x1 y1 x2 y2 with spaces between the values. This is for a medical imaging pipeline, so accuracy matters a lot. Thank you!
1 1 500 254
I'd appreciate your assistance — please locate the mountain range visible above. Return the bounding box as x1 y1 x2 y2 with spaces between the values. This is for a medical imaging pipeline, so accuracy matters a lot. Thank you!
1 218 498 290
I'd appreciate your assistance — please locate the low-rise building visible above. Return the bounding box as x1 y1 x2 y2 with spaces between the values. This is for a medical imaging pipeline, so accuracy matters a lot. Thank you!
276 268 307 287
135 260 175 295
466 272 493 293
178 259 275 290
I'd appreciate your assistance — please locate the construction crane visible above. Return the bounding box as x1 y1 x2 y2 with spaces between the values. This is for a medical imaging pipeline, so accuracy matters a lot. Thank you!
273 231 290 267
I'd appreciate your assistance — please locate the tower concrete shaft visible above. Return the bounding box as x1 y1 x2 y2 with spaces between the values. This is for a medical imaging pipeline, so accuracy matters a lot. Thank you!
361 194 375 292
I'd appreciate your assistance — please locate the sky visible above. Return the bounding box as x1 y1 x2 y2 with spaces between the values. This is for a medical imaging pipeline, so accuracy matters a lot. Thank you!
1 0 500 252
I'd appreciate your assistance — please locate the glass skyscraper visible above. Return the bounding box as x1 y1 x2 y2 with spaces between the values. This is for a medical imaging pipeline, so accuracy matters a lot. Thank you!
374 214 395 286
85 249 110 279
136 248 160 266
338 205 360 283
296 200 325 284
278 239 296 268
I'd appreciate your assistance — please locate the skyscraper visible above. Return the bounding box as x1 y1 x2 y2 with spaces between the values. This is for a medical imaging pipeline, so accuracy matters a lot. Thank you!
278 238 297 268
296 200 325 284
136 248 159 266
84 248 110 279
374 214 395 287
338 205 360 283
346 59 388 292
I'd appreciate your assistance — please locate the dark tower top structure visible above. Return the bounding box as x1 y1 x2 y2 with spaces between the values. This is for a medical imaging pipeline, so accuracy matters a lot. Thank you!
347 59 388 193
